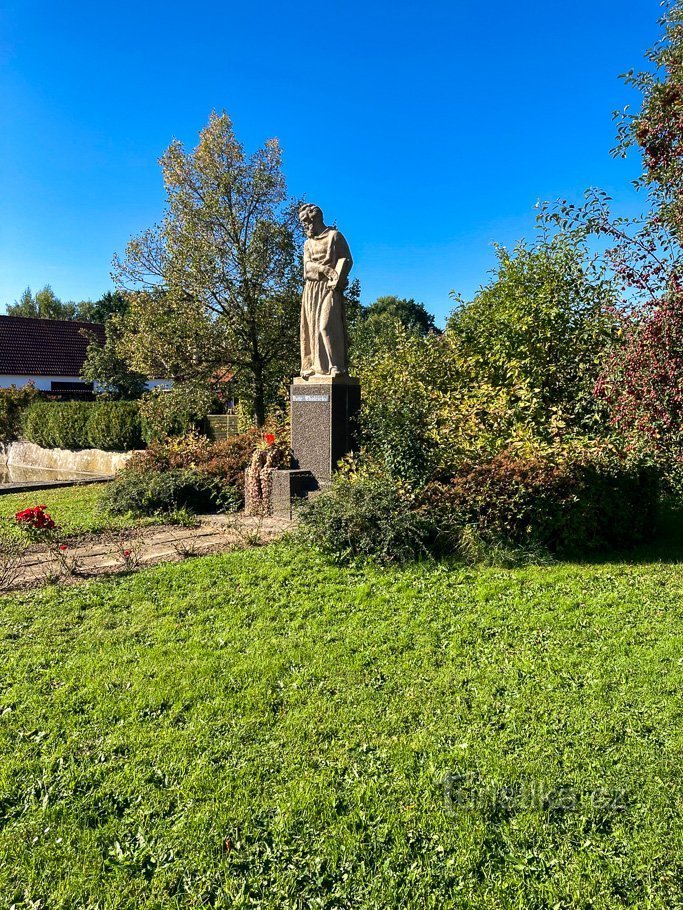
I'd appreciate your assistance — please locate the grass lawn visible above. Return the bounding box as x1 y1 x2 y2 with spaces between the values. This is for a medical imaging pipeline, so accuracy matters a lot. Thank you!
2 530 683 908
0 483 160 537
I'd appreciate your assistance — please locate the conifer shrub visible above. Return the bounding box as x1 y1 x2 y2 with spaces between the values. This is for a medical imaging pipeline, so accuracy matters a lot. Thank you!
86 402 143 450
0 385 38 444
22 401 144 451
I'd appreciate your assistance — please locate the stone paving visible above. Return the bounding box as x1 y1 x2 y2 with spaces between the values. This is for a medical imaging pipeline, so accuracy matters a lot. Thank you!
1 513 293 593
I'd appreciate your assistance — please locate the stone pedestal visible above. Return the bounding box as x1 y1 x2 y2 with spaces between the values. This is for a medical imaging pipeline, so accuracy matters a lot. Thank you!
269 469 318 519
290 376 361 484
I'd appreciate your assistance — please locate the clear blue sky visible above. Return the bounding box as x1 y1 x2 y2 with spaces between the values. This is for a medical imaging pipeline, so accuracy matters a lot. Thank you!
0 0 659 325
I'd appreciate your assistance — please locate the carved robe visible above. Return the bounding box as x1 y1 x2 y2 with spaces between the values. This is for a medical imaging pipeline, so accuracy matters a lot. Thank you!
300 228 352 376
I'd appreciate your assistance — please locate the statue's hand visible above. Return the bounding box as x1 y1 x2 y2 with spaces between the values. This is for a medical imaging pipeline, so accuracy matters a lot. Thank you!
324 266 339 287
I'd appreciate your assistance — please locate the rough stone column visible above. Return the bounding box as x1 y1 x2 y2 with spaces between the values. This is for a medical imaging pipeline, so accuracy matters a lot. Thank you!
290 376 361 485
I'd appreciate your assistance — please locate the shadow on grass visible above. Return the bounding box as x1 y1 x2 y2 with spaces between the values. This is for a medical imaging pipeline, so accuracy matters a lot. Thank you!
569 505 683 567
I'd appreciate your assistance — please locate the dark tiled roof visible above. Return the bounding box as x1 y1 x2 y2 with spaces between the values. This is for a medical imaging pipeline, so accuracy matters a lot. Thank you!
0 316 106 377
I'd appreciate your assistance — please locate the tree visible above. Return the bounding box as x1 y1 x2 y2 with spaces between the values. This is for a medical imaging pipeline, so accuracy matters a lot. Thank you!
364 296 436 335
75 291 129 323
6 285 76 320
80 317 148 400
8 287 36 317
114 111 301 426
545 3 683 483
447 235 618 436
349 293 438 369
614 1 683 247
596 294 683 485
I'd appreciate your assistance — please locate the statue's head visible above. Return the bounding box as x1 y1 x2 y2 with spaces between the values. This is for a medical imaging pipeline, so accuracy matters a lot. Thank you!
299 203 325 238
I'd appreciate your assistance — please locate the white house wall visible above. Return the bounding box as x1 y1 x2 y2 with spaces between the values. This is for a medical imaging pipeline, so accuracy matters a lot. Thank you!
0 375 172 391
0 375 84 390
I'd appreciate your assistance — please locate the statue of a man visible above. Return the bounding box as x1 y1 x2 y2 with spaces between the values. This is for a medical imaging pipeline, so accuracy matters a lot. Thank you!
299 204 353 378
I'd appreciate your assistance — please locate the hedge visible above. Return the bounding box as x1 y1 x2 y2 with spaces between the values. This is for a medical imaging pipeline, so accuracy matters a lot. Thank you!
425 447 660 555
0 385 39 444
22 401 144 452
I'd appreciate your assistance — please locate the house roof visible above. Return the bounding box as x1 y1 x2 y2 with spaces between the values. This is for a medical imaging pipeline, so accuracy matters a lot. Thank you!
0 316 106 377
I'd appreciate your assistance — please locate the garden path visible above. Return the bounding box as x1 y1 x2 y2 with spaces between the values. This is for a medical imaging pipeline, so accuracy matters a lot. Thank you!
2 513 292 592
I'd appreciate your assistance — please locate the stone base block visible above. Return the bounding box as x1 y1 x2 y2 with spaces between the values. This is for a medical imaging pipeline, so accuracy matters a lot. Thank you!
245 467 318 519
290 377 360 483
269 469 319 519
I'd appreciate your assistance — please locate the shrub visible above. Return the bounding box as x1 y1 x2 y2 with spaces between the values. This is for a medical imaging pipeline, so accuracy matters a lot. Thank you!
354 321 589 490
22 401 143 451
140 384 215 443
101 468 234 517
22 401 76 449
447 236 618 435
200 429 265 487
87 401 143 450
128 427 267 508
353 236 619 489
597 292 683 493
52 402 91 449
0 385 39 444
298 471 439 564
426 445 659 555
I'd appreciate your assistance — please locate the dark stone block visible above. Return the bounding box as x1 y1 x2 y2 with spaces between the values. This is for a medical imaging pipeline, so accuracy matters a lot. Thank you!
290 378 361 483
269 469 318 519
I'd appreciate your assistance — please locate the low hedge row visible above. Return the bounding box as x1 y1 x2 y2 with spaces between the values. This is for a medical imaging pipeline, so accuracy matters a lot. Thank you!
298 446 660 563
0 385 39 444
22 401 144 452
427 448 659 555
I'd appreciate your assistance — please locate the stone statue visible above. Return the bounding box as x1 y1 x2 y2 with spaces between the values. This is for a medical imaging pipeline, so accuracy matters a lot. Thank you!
299 204 353 378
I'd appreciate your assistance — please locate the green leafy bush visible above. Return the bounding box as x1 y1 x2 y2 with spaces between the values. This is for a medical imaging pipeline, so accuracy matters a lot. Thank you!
447 235 618 436
101 468 235 517
300 446 659 564
426 445 659 555
22 401 143 451
298 471 440 564
128 428 263 508
0 385 38 444
353 236 619 490
140 384 215 443
87 402 143 450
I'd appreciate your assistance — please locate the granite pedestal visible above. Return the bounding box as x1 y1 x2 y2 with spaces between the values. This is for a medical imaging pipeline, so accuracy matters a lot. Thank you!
290 376 361 484
269 468 318 519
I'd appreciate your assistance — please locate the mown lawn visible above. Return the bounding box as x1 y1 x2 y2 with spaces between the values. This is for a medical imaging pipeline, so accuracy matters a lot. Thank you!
0 483 159 536
2 531 683 908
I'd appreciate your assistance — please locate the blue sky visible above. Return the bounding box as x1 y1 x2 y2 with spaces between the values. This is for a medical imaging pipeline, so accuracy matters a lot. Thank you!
0 0 660 325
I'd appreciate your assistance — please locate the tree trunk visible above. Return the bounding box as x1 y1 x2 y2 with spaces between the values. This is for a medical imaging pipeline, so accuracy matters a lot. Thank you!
253 361 266 427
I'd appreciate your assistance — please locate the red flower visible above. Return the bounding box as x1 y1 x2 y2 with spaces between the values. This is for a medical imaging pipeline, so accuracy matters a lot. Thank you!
15 505 56 533
123 549 132 558
264 433 276 446
59 544 68 551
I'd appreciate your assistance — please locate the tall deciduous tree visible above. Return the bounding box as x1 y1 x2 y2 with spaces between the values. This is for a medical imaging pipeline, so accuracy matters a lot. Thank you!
364 296 436 335
114 112 301 426
76 291 129 323
447 236 618 436
6 285 76 320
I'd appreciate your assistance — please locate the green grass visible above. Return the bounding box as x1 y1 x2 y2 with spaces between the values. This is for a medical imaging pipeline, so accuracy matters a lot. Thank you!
0 483 160 536
2 532 683 908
